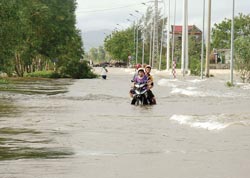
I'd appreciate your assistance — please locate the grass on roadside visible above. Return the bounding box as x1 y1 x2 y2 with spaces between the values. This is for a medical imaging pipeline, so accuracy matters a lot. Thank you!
226 81 234 87
0 78 10 84
24 71 61 78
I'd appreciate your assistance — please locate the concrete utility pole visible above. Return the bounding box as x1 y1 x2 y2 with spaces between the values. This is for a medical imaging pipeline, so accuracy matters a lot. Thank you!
152 0 159 69
181 0 188 75
201 0 205 79
127 19 135 62
142 33 145 65
159 0 167 70
185 1 189 72
205 0 211 77
171 0 176 64
129 14 138 64
159 17 164 70
149 23 153 66
230 0 235 84
166 0 171 70
136 23 139 64
135 10 144 65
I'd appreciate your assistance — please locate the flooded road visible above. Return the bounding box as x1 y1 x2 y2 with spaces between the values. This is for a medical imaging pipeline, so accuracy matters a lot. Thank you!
0 68 250 178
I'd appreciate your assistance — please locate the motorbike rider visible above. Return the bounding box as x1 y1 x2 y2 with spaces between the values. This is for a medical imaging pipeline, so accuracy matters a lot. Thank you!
129 67 147 98
132 63 142 82
145 65 156 104
133 68 148 85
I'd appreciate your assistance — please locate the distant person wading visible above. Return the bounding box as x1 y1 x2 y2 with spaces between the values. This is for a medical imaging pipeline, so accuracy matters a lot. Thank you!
101 66 108 79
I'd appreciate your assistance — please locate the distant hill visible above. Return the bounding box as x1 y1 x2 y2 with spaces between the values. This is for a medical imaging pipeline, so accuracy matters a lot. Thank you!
81 29 112 52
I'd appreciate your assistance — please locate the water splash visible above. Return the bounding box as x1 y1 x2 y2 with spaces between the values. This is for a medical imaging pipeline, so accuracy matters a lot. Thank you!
170 88 202 97
170 114 250 131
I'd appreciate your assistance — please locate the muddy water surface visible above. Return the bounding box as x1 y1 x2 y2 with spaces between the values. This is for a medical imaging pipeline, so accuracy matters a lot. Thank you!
0 69 250 178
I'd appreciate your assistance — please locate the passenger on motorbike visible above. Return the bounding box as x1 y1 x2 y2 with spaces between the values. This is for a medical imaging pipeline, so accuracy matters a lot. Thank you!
145 65 156 104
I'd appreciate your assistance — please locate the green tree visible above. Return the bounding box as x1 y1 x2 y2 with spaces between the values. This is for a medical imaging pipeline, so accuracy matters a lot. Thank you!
89 48 98 63
212 13 250 49
103 6 166 67
235 36 250 82
0 0 93 78
188 27 202 75
0 0 17 75
97 46 106 62
104 28 134 63
212 13 250 82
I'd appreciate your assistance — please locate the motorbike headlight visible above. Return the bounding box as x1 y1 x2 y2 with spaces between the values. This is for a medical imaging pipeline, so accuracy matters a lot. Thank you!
135 90 140 94
135 84 140 88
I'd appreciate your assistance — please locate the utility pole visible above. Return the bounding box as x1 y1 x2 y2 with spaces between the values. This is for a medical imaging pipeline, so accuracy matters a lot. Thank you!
142 33 145 65
230 0 235 84
205 0 211 77
181 0 188 75
159 18 165 70
185 0 189 72
171 0 176 64
149 23 153 66
129 14 138 64
127 18 136 64
136 23 139 64
166 0 171 70
152 0 159 69
201 0 205 79
135 10 144 65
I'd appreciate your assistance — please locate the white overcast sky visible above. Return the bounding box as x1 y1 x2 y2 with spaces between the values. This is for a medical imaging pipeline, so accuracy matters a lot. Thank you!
75 0 249 33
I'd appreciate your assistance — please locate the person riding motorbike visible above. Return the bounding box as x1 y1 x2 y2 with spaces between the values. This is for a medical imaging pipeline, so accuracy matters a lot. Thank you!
129 67 146 98
130 68 149 105
132 63 142 82
133 68 148 85
129 64 141 97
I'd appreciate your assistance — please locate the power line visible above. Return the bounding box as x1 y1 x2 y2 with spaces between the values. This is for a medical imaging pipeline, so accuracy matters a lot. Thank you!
76 3 146 14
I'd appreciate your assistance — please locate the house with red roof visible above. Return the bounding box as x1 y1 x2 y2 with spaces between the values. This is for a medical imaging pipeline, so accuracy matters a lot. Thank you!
171 25 202 41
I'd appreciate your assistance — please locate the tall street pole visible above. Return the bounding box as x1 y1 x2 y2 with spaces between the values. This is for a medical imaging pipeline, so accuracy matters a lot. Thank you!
171 0 176 64
152 0 159 69
181 0 188 75
159 0 167 70
159 18 165 70
166 0 171 70
136 22 139 64
201 0 205 79
142 32 145 65
149 23 153 66
129 14 138 64
185 0 189 72
135 10 144 65
230 0 235 84
127 18 136 64
205 0 211 77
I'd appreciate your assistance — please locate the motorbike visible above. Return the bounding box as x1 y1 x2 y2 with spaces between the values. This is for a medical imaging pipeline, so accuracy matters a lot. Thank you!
131 83 152 105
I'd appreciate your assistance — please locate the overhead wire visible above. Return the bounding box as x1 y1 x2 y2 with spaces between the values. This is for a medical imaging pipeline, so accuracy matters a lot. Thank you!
76 2 147 14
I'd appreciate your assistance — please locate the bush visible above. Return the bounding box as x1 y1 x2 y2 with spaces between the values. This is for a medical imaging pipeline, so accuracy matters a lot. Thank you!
60 60 97 79
190 58 201 76
24 60 98 79
226 81 234 87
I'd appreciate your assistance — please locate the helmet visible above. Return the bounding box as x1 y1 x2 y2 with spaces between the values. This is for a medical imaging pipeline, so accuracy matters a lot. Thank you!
135 63 142 69
145 65 151 69
137 68 145 73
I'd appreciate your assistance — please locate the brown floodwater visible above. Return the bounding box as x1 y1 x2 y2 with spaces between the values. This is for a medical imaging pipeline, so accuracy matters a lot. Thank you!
0 68 250 178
